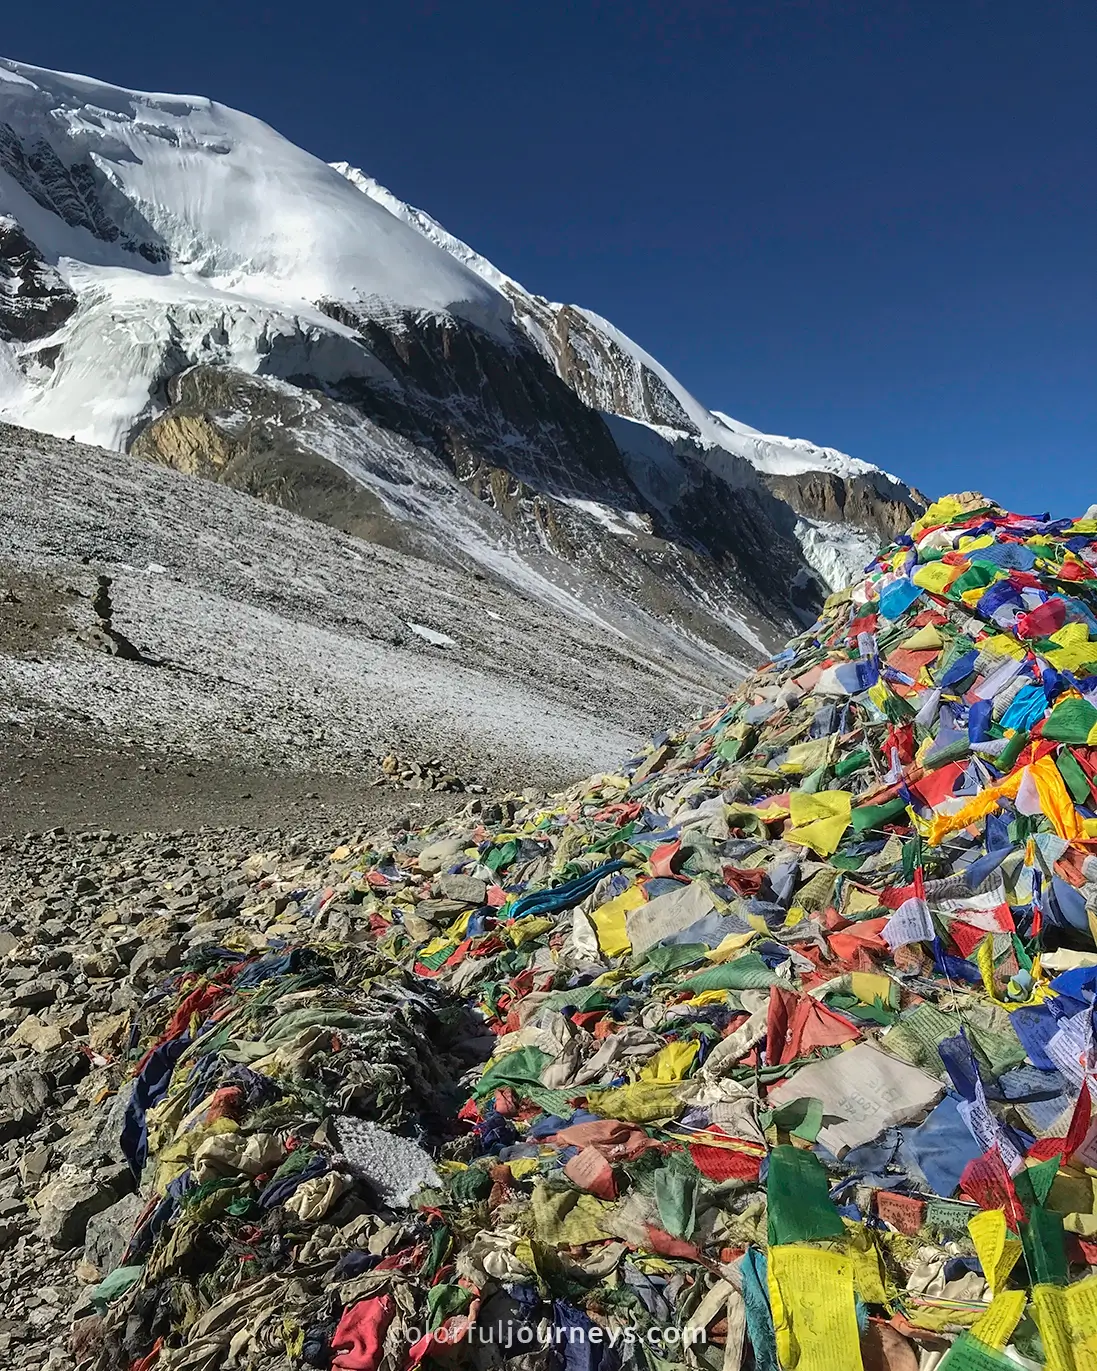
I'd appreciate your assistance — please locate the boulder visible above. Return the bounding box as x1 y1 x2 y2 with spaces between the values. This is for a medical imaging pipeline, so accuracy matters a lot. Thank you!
416 836 469 874
35 1164 133 1250
82 1192 143 1275
435 873 487 905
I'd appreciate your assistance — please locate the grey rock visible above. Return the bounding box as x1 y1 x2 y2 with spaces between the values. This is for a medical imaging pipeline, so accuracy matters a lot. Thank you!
82 1191 142 1274
435 872 487 905
4 1071 51 1117
7 1018 70 1053
36 1163 132 1249
0 1111 38 1144
416 835 469 874
126 940 183 984
62 1084 132 1170
81 951 121 979
9 982 57 1010
18 1145 51 1187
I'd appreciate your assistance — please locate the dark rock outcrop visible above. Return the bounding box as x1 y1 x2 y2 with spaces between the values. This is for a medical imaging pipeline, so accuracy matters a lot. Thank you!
0 216 77 343
0 122 167 262
762 469 928 543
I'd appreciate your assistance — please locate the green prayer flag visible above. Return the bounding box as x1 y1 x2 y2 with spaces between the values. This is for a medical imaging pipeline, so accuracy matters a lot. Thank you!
484 839 519 871
1057 747 1095 803
1014 1156 1059 1211
1021 1205 1069 1287
766 1144 845 1245
654 1165 698 1240
950 563 1001 596
473 1045 550 1098
996 729 1030 773
938 1333 1018 1370
850 794 909 833
901 836 923 882
926 1198 979 1234
834 749 870 778
641 943 709 975
830 850 869 871
424 1224 452 1280
925 739 972 770
678 954 779 993
1043 697 1097 744
763 1096 824 1142
427 1281 472 1329
449 1165 493 1203
90 1266 144 1312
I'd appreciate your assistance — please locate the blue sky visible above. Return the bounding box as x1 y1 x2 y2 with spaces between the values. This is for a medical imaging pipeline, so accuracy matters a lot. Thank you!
5 1 1094 512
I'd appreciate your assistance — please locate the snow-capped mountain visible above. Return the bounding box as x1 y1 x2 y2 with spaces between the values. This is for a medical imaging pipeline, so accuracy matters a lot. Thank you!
0 58 923 677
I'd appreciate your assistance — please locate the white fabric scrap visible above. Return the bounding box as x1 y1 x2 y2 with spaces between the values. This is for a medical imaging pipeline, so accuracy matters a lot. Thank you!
766 1043 944 1156
625 879 716 956
882 897 934 949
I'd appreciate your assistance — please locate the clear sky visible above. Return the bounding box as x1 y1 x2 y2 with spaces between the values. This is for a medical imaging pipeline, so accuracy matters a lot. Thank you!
4 1 1094 512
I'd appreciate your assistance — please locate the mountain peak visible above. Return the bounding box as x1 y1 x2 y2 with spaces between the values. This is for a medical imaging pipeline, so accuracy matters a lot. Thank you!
0 58 923 673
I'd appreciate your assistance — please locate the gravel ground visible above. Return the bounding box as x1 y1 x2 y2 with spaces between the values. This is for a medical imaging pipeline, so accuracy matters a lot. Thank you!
0 813 499 1368
0 424 723 834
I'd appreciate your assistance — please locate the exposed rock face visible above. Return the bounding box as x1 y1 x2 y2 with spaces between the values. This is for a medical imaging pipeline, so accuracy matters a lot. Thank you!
763 469 928 543
131 350 815 675
318 301 641 506
0 122 166 262
504 294 699 432
0 217 76 343
129 369 413 554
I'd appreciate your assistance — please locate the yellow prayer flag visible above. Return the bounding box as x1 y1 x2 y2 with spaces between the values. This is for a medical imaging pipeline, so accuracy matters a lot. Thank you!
786 789 852 858
957 533 995 553
419 934 457 960
850 972 894 1007
706 930 756 963
508 916 554 947
589 885 646 958
980 633 1027 660
1066 1274 1097 1370
969 1290 1027 1349
902 623 945 650
507 1156 542 1179
680 989 731 1008
1046 623 1097 673
1031 753 1085 841
846 1226 889 1305
779 737 834 775
967 1209 1022 1295
1031 1284 1075 1371
911 561 962 594
638 1038 700 1082
585 1080 684 1123
767 1245 864 1371
912 495 965 534
530 1183 609 1247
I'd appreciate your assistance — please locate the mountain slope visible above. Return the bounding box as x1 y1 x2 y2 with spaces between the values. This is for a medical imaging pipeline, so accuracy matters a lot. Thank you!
0 58 924 677
333 160 922 555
